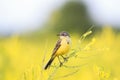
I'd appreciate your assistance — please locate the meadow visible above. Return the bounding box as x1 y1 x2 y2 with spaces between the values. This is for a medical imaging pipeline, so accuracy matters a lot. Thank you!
0 26 120 80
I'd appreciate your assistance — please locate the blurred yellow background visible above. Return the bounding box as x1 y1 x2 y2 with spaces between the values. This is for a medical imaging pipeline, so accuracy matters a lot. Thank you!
0 26 120 80
0 1 120 80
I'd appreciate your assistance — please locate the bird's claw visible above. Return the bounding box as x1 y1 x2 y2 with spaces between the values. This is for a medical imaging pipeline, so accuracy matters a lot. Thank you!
59 62 63 67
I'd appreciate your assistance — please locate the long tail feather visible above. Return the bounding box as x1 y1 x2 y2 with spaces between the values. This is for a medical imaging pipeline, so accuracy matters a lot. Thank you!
44 56 55 70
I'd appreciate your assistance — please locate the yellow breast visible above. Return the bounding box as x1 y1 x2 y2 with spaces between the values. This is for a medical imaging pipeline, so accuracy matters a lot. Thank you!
56 39 70 56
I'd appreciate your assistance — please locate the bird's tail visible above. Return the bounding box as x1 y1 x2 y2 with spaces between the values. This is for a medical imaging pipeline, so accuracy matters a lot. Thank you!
44 56 55 70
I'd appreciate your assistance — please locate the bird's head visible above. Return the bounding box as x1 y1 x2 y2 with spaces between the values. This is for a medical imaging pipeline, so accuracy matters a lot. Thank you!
57 31 70 39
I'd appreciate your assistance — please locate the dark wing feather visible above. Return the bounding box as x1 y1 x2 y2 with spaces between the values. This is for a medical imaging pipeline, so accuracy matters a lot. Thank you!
52 39 61 56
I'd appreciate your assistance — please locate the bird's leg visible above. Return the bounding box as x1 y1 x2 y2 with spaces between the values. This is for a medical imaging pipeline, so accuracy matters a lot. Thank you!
61 55 68 62
57 56 63 67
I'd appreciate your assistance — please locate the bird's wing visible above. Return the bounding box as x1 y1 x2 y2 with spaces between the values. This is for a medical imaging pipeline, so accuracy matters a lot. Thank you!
52 39 61 56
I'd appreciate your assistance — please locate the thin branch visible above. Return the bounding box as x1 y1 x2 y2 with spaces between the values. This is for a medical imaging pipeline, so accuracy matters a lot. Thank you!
62 63 88 69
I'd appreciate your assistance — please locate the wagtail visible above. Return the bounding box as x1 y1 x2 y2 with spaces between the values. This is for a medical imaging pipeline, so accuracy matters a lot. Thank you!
44 31 71 70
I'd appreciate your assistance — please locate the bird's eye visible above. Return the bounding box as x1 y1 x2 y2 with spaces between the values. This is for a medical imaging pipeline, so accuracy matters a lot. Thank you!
62 33 65 36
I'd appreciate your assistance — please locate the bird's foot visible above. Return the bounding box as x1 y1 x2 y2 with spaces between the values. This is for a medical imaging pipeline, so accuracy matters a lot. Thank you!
61 56 68 62
63 57 68 62
59 62 63 67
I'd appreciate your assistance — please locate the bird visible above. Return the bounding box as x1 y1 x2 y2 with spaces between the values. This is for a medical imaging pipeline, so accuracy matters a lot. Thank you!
44 31 71 70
